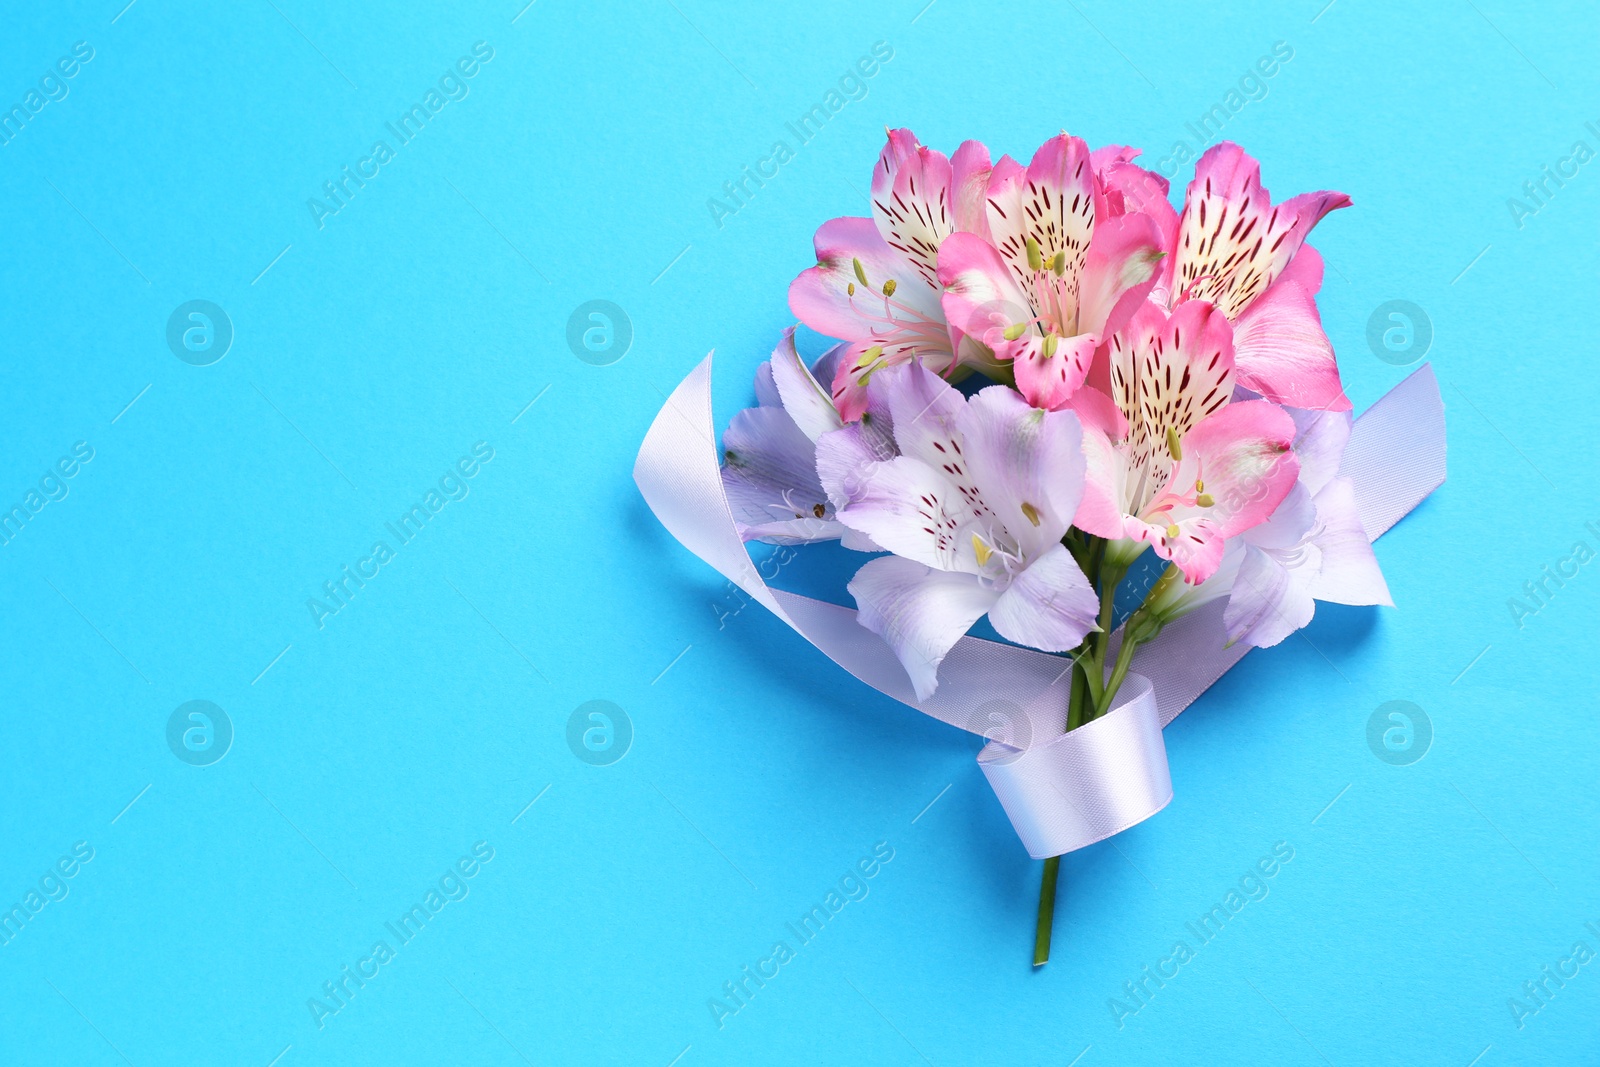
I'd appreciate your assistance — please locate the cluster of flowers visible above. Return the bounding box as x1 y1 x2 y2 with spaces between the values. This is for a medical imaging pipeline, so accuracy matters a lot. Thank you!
720 128 1389 708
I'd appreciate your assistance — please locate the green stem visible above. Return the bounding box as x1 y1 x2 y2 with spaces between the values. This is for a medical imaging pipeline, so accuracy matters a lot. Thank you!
1091 562 1128 675
1100 630 1142 715
1064 644 1089 731
1033 855 1060 967
1035 540 1107 967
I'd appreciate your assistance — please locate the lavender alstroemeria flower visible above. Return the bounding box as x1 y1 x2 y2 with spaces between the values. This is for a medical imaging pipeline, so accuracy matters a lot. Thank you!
1221 407 1392 646
720 329 877 549
816 361 1099 699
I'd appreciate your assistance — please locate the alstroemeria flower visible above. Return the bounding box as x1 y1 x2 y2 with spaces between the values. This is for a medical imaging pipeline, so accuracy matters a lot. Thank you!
1155 141 1352 411
721 330 877 549
938 133 1165 413
1223 408 1392 646
788 129 995 420
1074 300 1301 583
816 361 1098 699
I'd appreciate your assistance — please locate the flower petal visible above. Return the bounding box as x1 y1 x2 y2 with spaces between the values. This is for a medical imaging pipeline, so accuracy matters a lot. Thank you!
848 555 999 700
815 419 897 510
1012 330 1098 411
1287 402 1352 496
809 343 849 403
788 216 944 344
988 543 1100 652
872 129 955 292
1064 383 1127 439
834 455 978 572
738 515 852 545
1243 481 1316 551
1142 518 1227 584
1076 211 1166 338
752 359 781 408
1232 256 1351 411
877 359 969 472
1306 476 1393 606
936 231 1035 357
985 134 1095 296
1172 142 1351 318
950 139 994 238
721 405 835 543
1072 426 1128 539
1174 398 1300 540
1097 155 1179 250
1223 543 1315 648
768 329 843 441
1107 299 1237 493
956 385 1086 557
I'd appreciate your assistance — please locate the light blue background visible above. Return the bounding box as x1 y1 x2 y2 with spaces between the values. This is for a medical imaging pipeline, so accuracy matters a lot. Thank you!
1 0 1595 1063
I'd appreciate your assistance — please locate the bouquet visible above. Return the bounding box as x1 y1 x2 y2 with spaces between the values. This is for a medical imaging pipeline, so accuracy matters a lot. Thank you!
637 129 1444 964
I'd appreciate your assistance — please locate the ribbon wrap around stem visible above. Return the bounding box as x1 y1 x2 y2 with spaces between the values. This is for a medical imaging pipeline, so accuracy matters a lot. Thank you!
635 356 1446 859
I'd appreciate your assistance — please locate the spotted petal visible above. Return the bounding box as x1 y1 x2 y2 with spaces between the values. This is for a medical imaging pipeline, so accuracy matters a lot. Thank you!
1012 330 1099 412
788 215 946 350
985 134 1095 298
1171 141 1351 318
1106 300 1237 509
833 454 981 574
872 128 955 292
1123 400 1301 582
955 385 1086 559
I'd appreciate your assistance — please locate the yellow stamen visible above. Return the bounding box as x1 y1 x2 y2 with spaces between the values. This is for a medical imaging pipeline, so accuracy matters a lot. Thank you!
1051 250 1066 275
847 282 855 296
1003 323 1028 341
1042 333 1059 358
1196 493 1215 508
853 257 869 286
855 345 886 384
1166 426 1183 461
1020 502 1042 527
1025 237 1043 272
1165 523 1180 539
881 279 897 296
972 534 993 566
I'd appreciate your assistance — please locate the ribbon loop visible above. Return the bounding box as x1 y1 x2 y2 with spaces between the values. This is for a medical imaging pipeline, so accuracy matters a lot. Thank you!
979 674 1171 860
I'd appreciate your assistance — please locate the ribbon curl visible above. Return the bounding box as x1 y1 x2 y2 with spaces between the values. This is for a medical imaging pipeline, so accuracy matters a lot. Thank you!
635 357 1445 859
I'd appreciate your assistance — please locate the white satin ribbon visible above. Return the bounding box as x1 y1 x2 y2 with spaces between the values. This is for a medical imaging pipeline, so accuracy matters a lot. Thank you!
635 357 1446 859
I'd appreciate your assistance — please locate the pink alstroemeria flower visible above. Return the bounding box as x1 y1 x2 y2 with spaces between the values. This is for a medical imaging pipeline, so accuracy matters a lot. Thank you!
815 362 1099 699
938 133 1166 413
788 129 995 421
721 330 877 549
1222 407 1392 645
1074 300 1301 584
1151 141 1353 411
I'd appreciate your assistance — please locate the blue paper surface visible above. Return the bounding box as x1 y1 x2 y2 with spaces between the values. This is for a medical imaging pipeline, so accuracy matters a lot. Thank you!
1 1 1596 1063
